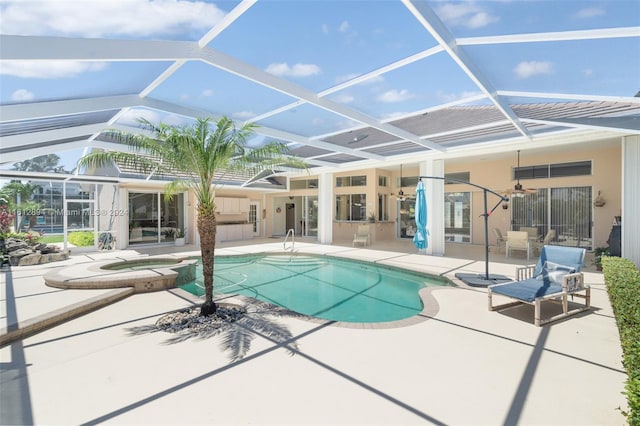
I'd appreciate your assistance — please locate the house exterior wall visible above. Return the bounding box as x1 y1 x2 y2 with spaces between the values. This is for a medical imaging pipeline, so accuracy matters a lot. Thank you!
287 142 622 250
442 144 621 248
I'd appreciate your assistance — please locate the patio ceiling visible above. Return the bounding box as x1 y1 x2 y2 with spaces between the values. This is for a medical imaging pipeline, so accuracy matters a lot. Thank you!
1 0 639 178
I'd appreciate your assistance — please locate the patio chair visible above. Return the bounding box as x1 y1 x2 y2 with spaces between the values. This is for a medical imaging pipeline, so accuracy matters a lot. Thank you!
493 228 506 253
488 245 589 326
534 229 556 255
506 231 532 259
353 225 371 247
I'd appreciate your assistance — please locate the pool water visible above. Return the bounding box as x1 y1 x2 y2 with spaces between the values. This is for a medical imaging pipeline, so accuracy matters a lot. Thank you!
180 254 450 323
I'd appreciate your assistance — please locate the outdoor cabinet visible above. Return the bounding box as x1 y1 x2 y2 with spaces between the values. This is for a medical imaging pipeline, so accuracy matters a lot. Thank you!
217 197 250 214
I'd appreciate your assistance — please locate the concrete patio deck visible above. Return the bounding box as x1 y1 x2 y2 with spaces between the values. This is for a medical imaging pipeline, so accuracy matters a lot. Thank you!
0 240 627 425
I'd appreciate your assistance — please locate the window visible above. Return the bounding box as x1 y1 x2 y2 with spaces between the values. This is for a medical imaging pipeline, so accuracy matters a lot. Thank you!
515 161 592 180
444 172 470 184
290 178 318 189
550 161 591 177
399 175 419 188
444 192 471 243
378 175 388 187
336 175 366 187
377 194 389 221
335 193 366 221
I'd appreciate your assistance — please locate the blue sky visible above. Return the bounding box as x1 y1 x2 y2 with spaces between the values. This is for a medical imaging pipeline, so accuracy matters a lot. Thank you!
1 0 639 170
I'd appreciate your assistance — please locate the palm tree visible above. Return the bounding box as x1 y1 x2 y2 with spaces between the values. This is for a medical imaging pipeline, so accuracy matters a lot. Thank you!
78 116 304 316
12 154 67 173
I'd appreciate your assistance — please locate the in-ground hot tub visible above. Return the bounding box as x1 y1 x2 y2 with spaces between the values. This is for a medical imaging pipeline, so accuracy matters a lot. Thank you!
44 256 198 293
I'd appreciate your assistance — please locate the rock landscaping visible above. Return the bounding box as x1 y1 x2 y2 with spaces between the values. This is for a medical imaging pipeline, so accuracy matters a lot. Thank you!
3 237 69 266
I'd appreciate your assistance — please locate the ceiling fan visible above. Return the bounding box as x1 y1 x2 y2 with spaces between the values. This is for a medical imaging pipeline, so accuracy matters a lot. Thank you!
504 150 537 197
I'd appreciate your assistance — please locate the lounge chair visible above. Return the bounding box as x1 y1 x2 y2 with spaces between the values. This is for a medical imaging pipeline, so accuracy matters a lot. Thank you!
488 245 589 326
506 231 532 259
353 224 371 247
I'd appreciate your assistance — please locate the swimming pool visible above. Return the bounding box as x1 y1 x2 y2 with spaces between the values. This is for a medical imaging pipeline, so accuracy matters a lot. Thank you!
180 254 451 323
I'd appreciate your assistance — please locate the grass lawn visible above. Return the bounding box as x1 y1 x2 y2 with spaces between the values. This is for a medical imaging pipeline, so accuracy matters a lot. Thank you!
40 235 64 244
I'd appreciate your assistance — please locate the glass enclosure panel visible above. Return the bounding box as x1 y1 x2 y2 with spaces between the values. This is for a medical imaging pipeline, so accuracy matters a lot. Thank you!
66 182 95 200
444 192 471 243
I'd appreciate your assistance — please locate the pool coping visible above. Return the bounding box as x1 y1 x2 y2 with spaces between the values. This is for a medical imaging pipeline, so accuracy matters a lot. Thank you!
43 255 198 293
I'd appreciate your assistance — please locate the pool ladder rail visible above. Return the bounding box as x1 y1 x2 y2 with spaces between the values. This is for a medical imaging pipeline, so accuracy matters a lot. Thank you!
284 228 296 255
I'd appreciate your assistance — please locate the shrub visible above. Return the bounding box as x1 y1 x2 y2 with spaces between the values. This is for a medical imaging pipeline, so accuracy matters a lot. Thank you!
68 231 95 247
603 256 640 426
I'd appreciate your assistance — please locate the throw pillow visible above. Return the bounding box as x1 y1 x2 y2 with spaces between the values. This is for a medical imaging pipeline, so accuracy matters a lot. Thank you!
536 261 576 284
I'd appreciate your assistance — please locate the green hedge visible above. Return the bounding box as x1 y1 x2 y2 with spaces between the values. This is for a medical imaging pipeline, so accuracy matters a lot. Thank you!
603 256 640 426
68 231 95 247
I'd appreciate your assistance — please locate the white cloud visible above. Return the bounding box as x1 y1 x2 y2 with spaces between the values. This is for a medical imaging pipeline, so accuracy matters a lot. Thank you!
436 3 499 29
575 7 605 19
11 89 35 101
339 21 350 33
322 23 329 34
377 89 415 103
232 111 256 120
333 93 354 104
0 0 226 37
583 69 593 78
201 89 214 97
335 73 384 85
436 90 483 102
117 109 161 127
265 63 321 77
0 61 107 79
513 61 554 79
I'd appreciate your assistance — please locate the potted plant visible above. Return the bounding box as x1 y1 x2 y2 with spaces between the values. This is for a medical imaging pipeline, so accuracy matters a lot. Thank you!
173 228 185 246
368 211 376 223
593 246 610 271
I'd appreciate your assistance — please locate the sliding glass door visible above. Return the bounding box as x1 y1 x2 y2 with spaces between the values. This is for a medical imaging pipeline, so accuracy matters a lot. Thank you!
511 186 592 249
128 191 184 245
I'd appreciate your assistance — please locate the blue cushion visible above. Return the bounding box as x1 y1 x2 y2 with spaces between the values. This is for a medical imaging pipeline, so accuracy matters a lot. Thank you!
491 278 563 303
533 245 585 277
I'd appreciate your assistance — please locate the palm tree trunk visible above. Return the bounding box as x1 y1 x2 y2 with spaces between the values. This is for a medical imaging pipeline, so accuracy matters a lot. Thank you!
198 209 217 316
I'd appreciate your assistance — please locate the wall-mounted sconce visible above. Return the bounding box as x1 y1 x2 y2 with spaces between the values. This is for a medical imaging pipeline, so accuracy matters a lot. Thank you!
288 196 294 200
502 202 509 210
594 191 606 207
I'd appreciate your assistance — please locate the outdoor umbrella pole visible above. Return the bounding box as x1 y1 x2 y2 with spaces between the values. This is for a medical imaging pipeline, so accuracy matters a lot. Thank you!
419 176 508 281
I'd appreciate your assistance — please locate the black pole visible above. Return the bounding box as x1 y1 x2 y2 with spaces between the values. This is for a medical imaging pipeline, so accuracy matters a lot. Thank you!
483 188 489 279
418 175 509 281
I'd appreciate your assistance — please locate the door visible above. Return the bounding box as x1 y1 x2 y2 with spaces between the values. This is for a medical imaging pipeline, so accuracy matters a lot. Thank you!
285 203 295 233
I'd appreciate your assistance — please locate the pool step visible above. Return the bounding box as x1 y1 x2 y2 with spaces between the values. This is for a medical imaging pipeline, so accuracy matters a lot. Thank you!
259 255 328 267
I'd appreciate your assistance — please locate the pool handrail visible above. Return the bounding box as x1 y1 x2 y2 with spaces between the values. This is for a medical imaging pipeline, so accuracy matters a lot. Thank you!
284 228 295 253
